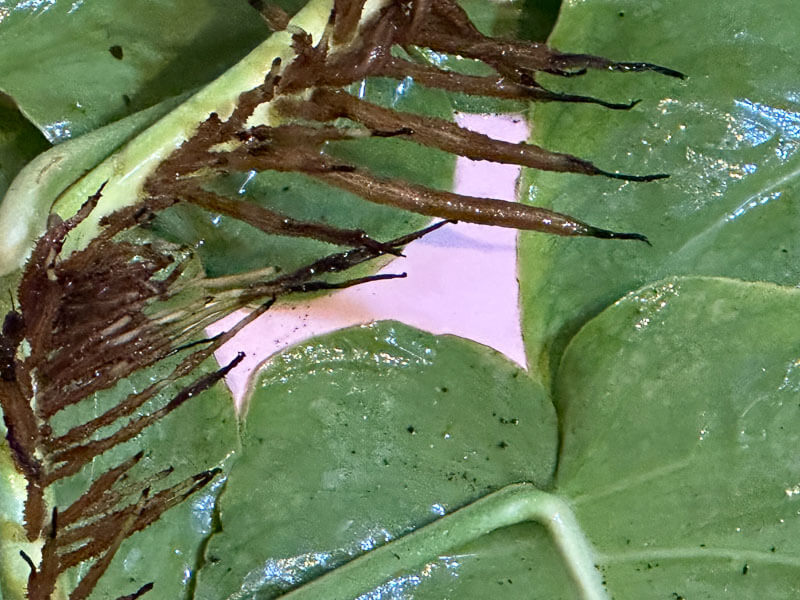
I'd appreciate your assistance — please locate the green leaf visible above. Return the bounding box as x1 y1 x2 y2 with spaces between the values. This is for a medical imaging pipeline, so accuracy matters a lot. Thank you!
381 523 576 600
0 0 269 142
552 276 800 598
519 0 800 380
193 321 556 599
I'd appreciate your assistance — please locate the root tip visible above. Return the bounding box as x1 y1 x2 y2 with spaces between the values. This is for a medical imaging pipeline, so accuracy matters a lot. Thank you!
610 61 685 79
590 228 651 245
599 170 670 183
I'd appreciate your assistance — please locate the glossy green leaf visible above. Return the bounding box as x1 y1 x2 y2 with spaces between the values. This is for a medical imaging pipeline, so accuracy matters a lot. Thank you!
194 321 557 599
0 0 269 142
364 523 576 600
519 0 800 380
551 276 800 598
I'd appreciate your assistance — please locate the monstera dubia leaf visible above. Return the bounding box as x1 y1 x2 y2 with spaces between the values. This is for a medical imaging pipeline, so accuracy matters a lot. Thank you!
0 0 270 142
194 322 560 600
519 0 800 380
549 276 800 599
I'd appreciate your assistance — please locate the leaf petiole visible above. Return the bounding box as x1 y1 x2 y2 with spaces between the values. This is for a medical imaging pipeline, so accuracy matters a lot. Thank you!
281 483 608 600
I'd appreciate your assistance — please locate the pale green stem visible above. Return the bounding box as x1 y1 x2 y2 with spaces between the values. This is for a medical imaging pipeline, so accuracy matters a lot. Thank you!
0 95 184 276
0 0 350 277
281 483 608 600
40 0 393 261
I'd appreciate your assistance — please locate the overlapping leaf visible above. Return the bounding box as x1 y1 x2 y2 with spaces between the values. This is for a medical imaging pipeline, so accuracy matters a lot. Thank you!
519 0 800 381
551 276 800 598
0 0 269 142
194 322 557 599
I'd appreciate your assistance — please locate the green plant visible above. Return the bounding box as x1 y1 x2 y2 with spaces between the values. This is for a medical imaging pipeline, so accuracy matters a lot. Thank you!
1 1 798 599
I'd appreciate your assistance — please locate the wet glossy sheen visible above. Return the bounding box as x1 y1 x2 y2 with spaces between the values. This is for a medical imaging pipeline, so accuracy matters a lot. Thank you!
193 321 556 599
519 0 800 381
555 276 800 598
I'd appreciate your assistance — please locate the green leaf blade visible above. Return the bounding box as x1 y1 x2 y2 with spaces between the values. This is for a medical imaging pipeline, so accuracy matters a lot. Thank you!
194 321 557 599
519 0 800 379
0 0 270 142
554 276 800 598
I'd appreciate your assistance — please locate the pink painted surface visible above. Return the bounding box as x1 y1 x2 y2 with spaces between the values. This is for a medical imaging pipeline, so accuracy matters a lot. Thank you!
210 113 528 403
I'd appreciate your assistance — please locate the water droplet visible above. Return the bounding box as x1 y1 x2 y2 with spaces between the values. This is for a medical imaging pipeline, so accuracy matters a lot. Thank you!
785 484 800 498
42 119 73 143
778 358 800 392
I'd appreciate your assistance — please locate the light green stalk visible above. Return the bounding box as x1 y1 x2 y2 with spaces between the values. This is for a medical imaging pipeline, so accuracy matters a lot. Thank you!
282 483 609 600
0 0 394 277
0 95 183 276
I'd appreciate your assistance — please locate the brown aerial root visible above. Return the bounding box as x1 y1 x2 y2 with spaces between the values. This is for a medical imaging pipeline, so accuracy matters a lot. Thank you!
1 175 449 598
144 0 678 249
273 88 668 181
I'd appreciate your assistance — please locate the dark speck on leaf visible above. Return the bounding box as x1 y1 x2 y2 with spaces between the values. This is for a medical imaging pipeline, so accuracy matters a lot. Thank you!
407 425 415 434
742 563 749 575
498 441 508 449
109 45 124 60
